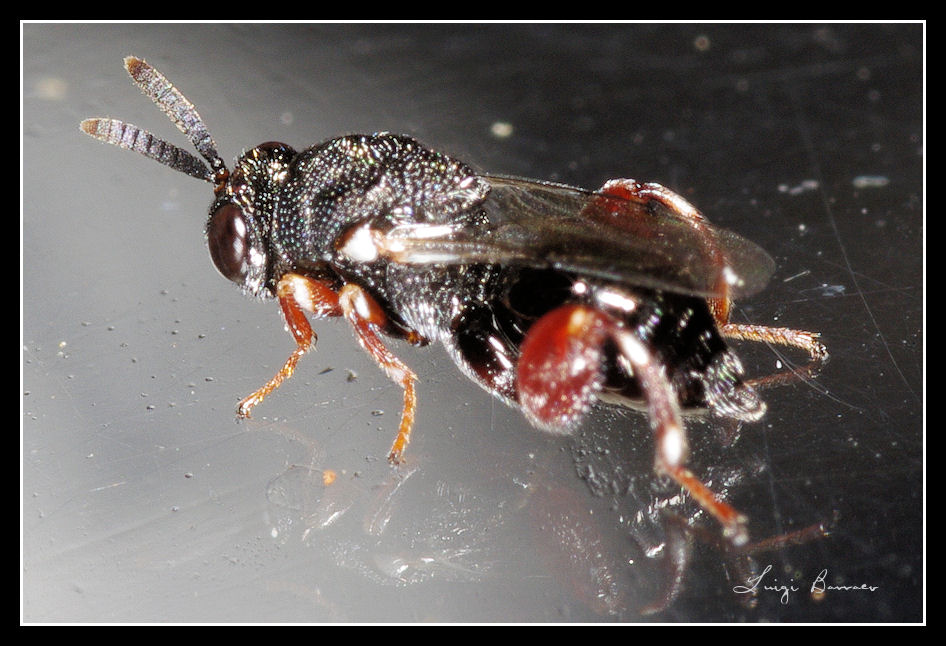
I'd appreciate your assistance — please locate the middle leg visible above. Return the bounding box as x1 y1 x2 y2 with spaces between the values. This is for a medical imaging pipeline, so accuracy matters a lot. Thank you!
338 283 419 464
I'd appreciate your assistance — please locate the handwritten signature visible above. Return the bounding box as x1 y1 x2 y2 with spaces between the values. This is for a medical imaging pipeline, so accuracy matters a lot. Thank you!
733 565 880 604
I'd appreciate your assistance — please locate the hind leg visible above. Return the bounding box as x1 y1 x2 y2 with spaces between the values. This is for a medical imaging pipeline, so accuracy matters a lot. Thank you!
594 179 829 383
516 303 749 544
594 178 733 324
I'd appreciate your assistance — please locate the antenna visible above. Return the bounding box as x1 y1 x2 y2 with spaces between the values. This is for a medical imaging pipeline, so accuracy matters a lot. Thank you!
80 56 229 185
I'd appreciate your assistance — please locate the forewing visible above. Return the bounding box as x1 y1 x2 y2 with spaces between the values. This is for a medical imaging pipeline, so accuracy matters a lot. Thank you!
380 175 775 299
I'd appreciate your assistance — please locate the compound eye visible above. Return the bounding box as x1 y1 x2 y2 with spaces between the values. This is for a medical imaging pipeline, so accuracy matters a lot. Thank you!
207 204 249 283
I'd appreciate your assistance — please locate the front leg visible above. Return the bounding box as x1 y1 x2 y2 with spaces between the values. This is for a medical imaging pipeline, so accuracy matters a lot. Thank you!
237 273 341 418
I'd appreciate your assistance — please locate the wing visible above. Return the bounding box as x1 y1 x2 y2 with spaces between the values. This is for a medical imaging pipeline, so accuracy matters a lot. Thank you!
377 175 776 299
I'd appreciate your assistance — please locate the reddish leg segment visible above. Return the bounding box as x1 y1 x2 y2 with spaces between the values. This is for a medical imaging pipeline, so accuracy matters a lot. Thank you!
517 304 750 545
596 178 733 325
721 323 828 363
237 273 341 418
236 274 420 465
611 326 749 544
719 323 829 395
596 179 829 388
337 283 419 464
516 304 609 432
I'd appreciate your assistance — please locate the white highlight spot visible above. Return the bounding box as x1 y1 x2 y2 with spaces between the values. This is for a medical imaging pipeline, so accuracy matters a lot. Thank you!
339 223 378 262
490 121 514 138
616 330 650 368
595 288 638 312
852 175 889 189
778 179 819 195
287 275 317 312
389 223 459 240
722 265 743 287
353 290 372 321
662 424 685 467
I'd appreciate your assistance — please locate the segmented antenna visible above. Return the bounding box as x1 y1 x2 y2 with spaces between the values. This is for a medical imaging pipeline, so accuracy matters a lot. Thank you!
80 56 228 184
80 117 215 182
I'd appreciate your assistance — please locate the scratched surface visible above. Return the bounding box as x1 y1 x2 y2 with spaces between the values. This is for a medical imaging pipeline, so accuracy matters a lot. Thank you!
23 23 922 623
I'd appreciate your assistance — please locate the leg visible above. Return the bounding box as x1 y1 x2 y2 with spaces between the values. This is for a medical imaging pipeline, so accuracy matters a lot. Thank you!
597 180 829 391
516 303 749 544
337 283 418 464
237 273 341 418
596 178 733 325
611 327 749 545
515 304 609 432
640 514 692 615
642 514 832 613
721 323 828 363
721 323 829 390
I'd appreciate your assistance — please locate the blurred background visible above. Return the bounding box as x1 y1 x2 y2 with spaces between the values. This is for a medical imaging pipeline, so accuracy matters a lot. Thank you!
23 23 922 622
